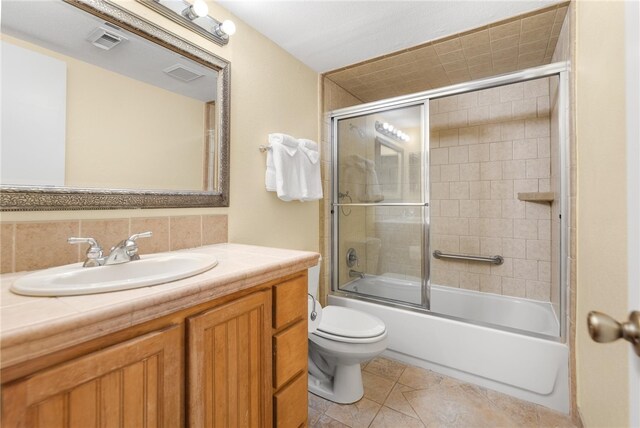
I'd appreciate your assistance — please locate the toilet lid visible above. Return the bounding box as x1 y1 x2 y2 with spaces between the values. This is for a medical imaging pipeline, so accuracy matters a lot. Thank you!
316 306 386 339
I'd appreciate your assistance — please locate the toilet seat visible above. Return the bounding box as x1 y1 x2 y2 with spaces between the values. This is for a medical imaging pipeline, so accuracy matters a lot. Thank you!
313 306 386 344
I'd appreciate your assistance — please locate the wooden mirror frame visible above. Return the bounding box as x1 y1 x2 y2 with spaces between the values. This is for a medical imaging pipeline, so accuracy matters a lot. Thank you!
0 0 230 211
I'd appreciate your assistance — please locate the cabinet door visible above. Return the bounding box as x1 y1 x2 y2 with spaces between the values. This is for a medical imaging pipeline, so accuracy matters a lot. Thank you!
188 291 272 428
2 325 183 428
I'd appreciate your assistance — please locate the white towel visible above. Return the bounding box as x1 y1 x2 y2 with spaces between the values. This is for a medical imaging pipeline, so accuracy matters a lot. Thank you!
266 133 299 192
298 138 320 164
343 155 384 202
265 135 323 201
269 133 299 155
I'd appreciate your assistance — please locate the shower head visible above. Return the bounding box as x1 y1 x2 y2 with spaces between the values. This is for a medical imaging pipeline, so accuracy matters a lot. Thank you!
349 123 365 139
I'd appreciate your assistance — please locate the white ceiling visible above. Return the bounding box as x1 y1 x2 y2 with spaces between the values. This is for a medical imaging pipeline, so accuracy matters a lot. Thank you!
218 0 565 73
2 0 217 102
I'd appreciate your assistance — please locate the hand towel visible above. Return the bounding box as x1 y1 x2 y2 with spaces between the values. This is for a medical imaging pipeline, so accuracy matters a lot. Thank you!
343 155 384 203
266 133 299 191
298 138 320 164
265 135 323 201
268 133 299 156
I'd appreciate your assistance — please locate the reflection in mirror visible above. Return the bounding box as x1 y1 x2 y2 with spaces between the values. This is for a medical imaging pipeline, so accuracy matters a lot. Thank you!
0 0 230 210
375 137 403 201
337 104 422 204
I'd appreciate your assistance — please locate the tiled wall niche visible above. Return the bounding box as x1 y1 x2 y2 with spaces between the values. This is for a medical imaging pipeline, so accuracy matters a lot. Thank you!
0 214 228 274
429 77 555 302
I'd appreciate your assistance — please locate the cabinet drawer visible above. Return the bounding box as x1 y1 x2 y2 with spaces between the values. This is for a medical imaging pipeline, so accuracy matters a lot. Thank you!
273 275 307 329
273 372 307 428
273 320 307 390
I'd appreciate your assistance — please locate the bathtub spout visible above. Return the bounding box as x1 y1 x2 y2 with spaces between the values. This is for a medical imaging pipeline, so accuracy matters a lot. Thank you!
349 269 365 279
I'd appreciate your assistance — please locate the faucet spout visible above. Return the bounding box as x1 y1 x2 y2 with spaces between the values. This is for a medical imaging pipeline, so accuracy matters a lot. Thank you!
349 269 365 279
104 231 153 265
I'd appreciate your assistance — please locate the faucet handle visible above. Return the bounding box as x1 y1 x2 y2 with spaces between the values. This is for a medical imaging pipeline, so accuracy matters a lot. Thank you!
68 237 103 267
124 231 153 259
129 231 153 241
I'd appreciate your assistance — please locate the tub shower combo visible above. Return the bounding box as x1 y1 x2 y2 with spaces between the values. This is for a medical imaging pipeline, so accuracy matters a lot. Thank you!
329 63 571 412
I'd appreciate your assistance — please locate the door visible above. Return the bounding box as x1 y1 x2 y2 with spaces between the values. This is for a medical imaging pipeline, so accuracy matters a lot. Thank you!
579 0 640 426
626 0 640 424
332 103 428 308
187 291 271 427
1 326 183 427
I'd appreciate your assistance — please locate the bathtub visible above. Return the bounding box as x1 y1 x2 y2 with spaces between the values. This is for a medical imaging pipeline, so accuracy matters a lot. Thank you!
341 274 560 336
333 275 569 413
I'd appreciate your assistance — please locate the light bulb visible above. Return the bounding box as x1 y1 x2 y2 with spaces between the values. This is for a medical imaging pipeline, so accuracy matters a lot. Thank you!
388 125 395 132
192 0 208 17
183 0 208 20
220 19 236 36
382 122 389 130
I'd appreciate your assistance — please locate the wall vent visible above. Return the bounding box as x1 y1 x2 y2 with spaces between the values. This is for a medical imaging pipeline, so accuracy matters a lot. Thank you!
87 26 128 50
163 64 205 82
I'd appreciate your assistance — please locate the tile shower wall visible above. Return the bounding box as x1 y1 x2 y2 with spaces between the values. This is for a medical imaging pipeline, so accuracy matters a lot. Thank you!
429 78 553 301
0 214 228 274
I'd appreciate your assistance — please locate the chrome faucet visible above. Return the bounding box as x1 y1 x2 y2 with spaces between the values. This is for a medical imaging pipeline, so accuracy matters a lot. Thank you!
349 269 365 279
104 232 153 265
69 232 152 267
67 237 104 267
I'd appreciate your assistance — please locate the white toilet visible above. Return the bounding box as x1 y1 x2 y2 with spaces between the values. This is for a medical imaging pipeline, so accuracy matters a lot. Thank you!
307 260 388 404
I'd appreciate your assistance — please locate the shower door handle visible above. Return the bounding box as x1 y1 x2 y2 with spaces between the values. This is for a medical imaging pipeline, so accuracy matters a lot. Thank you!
587 311 640 357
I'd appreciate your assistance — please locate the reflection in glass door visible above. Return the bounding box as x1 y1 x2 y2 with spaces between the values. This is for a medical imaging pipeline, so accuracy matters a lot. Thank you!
332 103 428 308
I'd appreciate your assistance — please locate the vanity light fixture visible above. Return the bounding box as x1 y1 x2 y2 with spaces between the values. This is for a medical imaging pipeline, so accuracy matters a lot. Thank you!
375 121 410 142
138 0 236 46
182 0 208 20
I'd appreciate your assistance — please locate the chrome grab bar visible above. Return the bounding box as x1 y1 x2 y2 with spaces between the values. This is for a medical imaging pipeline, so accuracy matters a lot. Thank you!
433 250 504 265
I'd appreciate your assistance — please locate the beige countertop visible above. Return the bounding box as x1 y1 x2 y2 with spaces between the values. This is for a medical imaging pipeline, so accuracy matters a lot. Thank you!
0 243 319 368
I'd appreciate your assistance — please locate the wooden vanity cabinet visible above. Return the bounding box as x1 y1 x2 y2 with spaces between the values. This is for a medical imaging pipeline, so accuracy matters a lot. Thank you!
1 271 309 428
2 325 183 427
188 290 272 427
271 275 309 428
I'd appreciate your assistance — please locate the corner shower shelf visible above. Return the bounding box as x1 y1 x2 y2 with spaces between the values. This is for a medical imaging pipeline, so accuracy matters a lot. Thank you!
517 192 555 203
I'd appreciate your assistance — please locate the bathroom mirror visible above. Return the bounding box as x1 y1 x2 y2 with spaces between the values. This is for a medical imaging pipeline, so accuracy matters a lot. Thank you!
0 0 230 210
374 137 403 201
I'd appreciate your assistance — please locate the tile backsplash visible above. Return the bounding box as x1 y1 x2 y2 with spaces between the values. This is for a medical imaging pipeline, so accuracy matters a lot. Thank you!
0 214 228 274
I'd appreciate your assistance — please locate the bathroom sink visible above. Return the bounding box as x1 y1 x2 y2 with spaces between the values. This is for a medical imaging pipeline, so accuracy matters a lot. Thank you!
10 252 218 297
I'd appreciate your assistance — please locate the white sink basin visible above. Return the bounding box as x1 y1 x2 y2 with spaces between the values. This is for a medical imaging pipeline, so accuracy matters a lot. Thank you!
10 252 218 297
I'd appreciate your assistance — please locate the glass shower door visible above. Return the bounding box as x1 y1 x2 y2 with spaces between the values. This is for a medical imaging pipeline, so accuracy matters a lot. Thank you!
332 103 428 308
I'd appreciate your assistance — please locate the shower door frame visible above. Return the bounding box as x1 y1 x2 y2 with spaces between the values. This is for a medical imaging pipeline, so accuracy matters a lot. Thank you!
331 101 431 309
330 61 571 342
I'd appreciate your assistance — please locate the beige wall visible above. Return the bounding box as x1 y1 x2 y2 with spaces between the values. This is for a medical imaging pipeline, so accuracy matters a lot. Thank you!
575 0 629 426
2 35 206 191
1 1 320 254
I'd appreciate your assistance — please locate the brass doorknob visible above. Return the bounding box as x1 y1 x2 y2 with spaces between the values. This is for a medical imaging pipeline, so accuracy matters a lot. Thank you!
587 311 640 357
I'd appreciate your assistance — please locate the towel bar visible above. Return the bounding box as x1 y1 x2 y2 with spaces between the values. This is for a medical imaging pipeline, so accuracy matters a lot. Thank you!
433 250 504 265
258 145 271 152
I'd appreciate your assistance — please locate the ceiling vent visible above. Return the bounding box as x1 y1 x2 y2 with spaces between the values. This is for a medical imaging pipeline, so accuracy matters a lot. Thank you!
163 64 205 82
87 26 128 50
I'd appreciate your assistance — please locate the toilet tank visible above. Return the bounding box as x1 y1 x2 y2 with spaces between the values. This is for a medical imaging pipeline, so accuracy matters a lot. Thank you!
308 257 322 298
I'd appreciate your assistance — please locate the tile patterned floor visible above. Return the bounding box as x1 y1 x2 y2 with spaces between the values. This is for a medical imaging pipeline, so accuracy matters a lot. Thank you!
308 357 577 428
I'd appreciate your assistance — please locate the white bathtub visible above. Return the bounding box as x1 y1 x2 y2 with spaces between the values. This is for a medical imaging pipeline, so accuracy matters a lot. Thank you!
342 274 560 336
333 275 569 413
